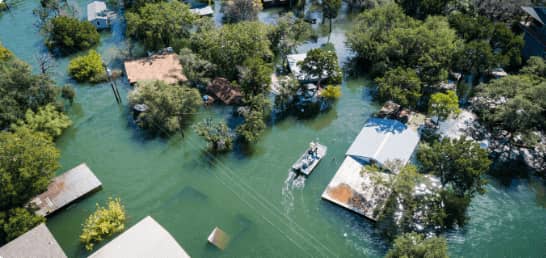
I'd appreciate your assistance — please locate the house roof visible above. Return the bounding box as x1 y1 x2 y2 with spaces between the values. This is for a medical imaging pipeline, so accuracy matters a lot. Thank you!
206 77 242 105
124 54 187 85
286 53 307 80
346 118 420 166
521 6 546 25
88 216 190 258
29 163 102 216
190 6 214 16
87 1 107 21
0 224 67 258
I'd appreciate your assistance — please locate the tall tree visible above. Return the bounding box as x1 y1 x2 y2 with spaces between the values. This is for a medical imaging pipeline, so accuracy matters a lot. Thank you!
239 57 273 96
223 0 263 23
194 119 233 152
375 67 422 108
428 90 460 123
11 104 72 139
322 0 342 35
270 12 312 62
299 48 342 86
46 16 99 55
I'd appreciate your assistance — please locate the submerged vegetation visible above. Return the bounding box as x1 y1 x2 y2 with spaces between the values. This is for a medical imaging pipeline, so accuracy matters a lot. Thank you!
80 198 126 251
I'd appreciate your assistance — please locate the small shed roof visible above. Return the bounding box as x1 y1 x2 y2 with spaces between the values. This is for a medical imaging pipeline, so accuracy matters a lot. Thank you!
0 224 67 258
29 163 102 216
87 1 107 21
346 118 419 166
190 6 214 16
88 216 190 258
521 6 546 25
207 227 230 250
124 54 187 85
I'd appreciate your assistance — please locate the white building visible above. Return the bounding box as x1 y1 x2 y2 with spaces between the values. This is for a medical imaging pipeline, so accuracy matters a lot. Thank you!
87 1 111 29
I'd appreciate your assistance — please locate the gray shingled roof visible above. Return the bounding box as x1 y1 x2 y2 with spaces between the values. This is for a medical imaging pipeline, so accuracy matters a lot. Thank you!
88 216 190 258
0 224 67 258
346 118 419 166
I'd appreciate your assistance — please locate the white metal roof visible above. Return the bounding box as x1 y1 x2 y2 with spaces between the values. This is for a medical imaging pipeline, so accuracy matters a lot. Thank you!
0 224 67 258
88 216 190 258
286 53 307 81
346 118 419 166
87 1 107 21
190 6 214 16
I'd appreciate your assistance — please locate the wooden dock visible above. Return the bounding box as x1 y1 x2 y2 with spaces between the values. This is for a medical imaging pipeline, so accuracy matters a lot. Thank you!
29 163 102 217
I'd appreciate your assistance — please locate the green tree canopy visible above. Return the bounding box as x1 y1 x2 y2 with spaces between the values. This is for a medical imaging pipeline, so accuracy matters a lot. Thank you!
269 12 312 59
386 232 449 258
178 48 216 88
194 119 233 152
239 57 273 96
68 50 106 83
300 47 342 86
128 81 203 135
322 0 342 33
126 1 196 51
237 110 266 143
429 90 460 122
46 16 100 55
0 208 45 244
80 198 126 251
11 104 72 139
375 67 422 108
190 21 273 80
0 128 60 210
223 0 263 23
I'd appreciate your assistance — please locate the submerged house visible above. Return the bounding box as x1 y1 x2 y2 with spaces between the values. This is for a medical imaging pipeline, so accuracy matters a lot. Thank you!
520 6 546 59
87 1 111 29
124 54 187 85
0 224 67 258
88 216 190 258
206 77 242 105
321 118 420 221
29 163 102 217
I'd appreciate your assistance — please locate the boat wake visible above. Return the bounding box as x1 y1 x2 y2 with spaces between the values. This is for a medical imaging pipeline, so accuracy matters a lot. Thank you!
281 171 306 214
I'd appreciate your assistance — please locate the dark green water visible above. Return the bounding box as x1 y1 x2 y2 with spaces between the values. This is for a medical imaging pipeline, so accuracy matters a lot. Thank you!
0 1 545 257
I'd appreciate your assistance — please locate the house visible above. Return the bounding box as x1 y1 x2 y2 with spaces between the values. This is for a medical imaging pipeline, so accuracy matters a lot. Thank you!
88 216 190 258
520 6 546 59
286 53 308 82
321 118 420 221
87 1 111 29
206 77 242 105
0 224 67 258
124 54 187 85
29 163 102 216
190 6 214 16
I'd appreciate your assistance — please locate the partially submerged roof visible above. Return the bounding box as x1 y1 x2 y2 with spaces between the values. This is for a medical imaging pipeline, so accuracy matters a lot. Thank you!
124 54 187 85
521 6 546 25
29 163 102 216
346 118 420 166
88 216 190 258
190 6 214 16
321 156 392 221
286 53 307 81
0 224 67 258
206 77 242 105
87 1 107 21
207 227 230 250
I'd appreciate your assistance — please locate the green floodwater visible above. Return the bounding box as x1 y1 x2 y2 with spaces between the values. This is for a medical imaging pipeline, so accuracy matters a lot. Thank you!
1 1 545 257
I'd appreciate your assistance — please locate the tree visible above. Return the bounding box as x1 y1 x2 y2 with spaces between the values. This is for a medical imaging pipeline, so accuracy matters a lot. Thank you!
375 67 422 108
320 85 342 100
490 24 524 71
127 81 203 135
126 1 195 51
0 208 45 244
448 13 494 42
223 0 263 23
237 111 266 143
418 137 491 198
0 42 12 61
0 128 59 210
322 0 342 35
178 48 216 88
429 90 460 123
80 198 126 251
453 41 496 84
239 57 273 96
46 16 99 55
190 21 273 80
61 85 76 104
68 50 106 83
270 12 312 61
11 104 72 139
35 52 57 75
299 48 342 86
386 233 449 258
194 119 233 152
520 56 546 78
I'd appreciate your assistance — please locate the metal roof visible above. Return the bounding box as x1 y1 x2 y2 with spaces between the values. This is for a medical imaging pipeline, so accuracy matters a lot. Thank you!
0 224 67 258
346 118 419 166
521 6 546 25
29 163 102 217
87 1 107 22
88 216 190 258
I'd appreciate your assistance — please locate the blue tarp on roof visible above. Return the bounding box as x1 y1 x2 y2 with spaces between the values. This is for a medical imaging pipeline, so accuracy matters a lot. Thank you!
345 118 419 166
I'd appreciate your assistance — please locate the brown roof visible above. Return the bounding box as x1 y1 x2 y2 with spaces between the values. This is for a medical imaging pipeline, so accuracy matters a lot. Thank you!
0 224 67 258
124 54 187 85
206 77 242 105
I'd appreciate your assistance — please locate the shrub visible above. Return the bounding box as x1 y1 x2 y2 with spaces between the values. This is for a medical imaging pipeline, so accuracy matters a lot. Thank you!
320 85 342 100
80 198 126 251
11 104 72 139
46 16 100 55
194 118 233 152
68 50 106 83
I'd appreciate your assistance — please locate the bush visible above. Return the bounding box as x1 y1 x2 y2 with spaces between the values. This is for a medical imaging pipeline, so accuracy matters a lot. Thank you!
194 119 233 152
80 198 126 251
46 16 100 55
11 104 72 139
0 208 45 243
128 81 203 135
0 42 12 60
68 50 106 83
61 85 76 104
320 85 342 100
386 233 448 258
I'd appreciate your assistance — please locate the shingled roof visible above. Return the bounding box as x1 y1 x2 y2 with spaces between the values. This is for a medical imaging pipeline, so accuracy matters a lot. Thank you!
0 224 67 258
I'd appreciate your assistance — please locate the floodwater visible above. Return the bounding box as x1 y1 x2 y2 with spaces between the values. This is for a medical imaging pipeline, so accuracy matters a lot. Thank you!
0 1 544 257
